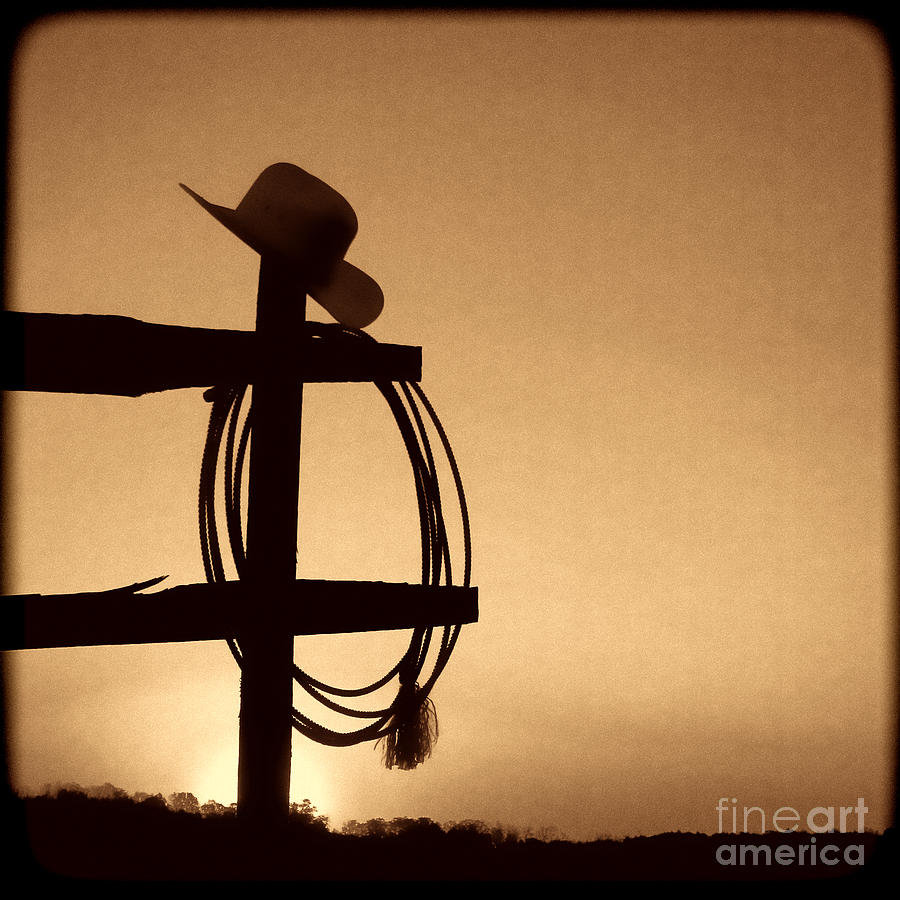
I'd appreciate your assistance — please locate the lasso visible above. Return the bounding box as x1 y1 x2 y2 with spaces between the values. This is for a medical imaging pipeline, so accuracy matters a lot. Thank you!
198 324 471 769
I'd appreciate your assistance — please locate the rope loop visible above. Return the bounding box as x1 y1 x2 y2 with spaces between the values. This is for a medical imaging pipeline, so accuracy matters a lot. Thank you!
198 324 471 767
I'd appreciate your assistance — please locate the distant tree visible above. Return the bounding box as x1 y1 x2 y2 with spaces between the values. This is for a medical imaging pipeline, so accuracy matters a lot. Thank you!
394 817 444 843
448 819 490 835
491 824 516 846
535 824 561 842
200 799 228 817
289 798 329 831
168 792 200 815
290 798 314 820
88 783 129 801
446 819 493 851
41 782 85 798
387 816 416 835
360 817 389 838
140 793 168 811
341 816 442 839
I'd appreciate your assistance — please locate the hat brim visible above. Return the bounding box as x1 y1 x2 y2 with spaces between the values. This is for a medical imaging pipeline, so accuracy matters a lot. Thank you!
180 182 384 329
312 261 384 330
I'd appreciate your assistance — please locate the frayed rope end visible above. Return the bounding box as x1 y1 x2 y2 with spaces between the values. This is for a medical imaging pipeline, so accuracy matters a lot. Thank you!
378 687 439 770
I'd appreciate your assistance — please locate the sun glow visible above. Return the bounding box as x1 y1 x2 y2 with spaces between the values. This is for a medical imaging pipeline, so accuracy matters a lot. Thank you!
191 741 238 809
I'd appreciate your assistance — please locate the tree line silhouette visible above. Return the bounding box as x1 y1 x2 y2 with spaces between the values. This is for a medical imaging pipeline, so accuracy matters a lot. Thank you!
6 783 893 883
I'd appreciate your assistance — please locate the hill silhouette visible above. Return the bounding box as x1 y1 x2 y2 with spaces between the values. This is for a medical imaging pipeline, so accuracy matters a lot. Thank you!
5 785 893 882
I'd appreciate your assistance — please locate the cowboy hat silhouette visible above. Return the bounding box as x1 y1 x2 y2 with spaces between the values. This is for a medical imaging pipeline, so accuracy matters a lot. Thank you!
180 163 384 329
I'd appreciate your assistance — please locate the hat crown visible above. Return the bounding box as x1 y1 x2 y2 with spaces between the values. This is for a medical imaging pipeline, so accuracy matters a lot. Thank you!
234 163 358 285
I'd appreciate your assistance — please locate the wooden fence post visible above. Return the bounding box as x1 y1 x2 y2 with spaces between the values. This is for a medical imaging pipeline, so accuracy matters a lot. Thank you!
237 256 304 825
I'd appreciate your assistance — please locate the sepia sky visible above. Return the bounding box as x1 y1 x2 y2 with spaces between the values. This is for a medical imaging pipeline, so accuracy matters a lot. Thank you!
2 10 896 841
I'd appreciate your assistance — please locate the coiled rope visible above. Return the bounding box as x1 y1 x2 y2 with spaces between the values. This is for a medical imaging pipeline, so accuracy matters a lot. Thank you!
198 323 471 769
